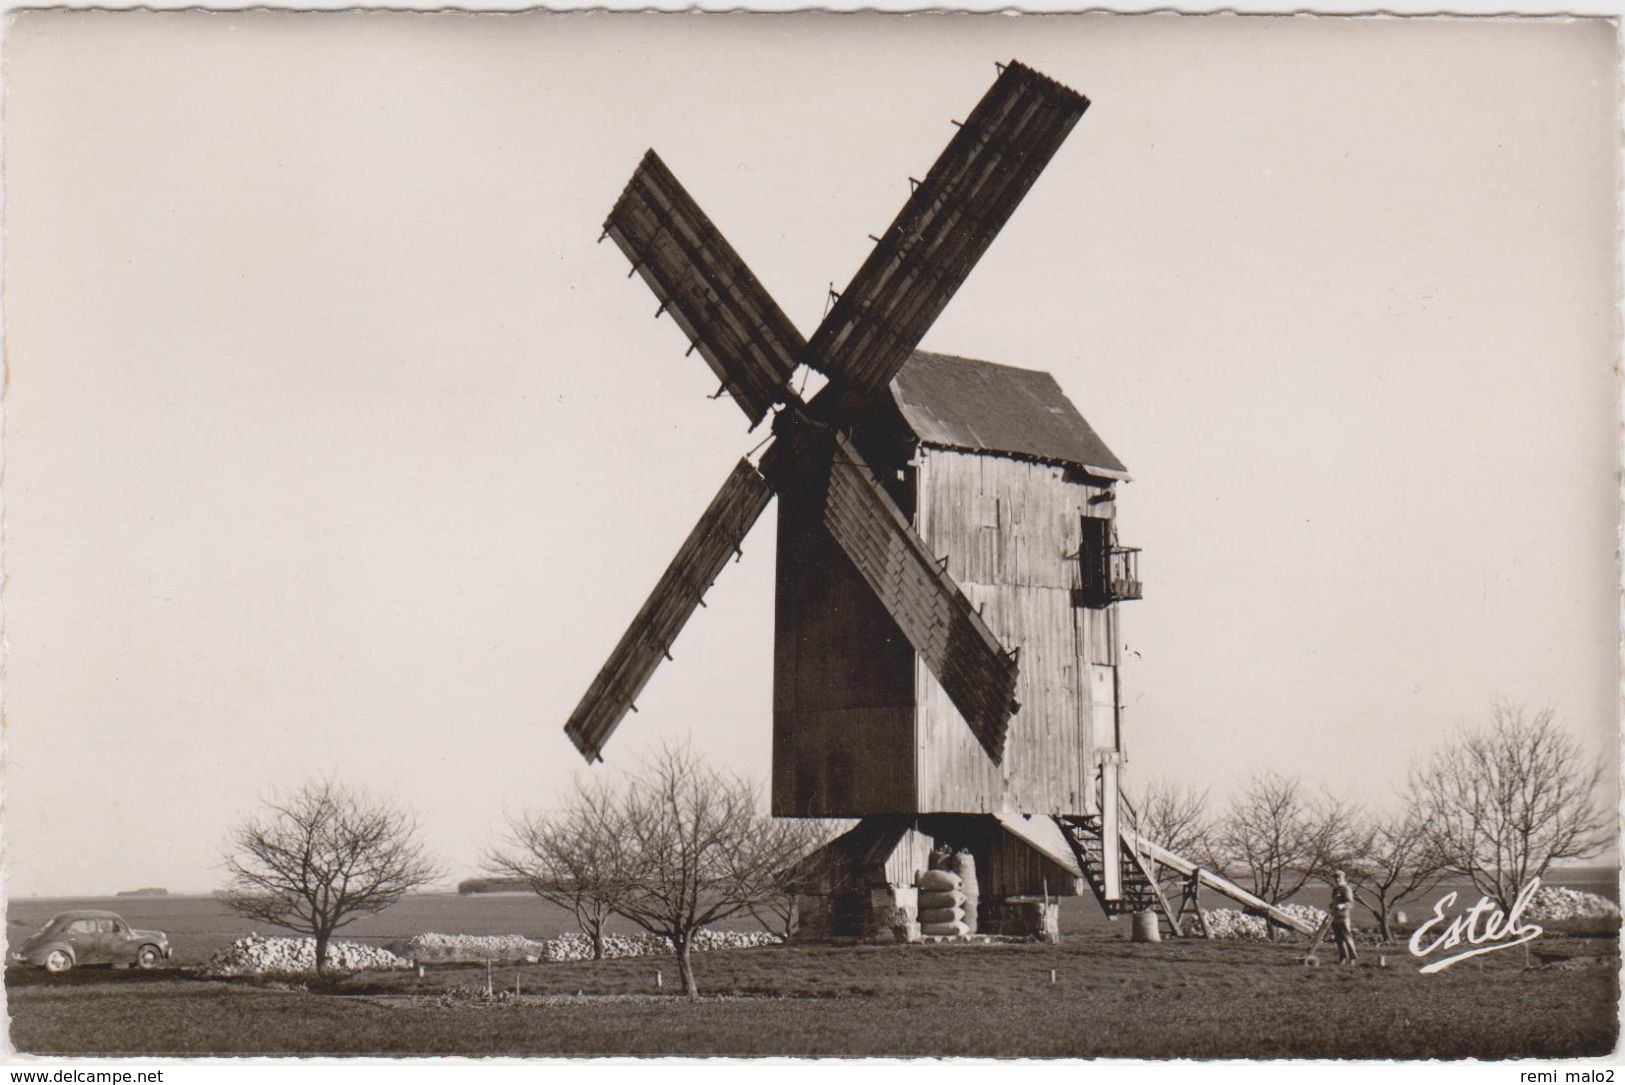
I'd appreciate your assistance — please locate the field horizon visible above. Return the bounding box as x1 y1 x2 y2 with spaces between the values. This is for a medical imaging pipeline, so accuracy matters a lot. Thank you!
10 866 1617 967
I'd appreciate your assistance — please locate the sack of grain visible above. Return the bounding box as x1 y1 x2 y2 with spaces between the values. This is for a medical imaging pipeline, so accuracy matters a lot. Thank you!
918 889 966 910
918 906 965 926
921 920 970 937
917 870 960 892
951 850 979 933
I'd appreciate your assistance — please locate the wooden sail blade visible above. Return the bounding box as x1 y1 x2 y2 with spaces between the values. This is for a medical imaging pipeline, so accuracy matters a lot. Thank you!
564 458 775 761
805 61 1089 399
604 151 807 426
818 432 1019 761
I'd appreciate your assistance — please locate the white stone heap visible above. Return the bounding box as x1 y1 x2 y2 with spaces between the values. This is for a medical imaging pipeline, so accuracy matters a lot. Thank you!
203 935 413 976
1196 903 1328 942
1523 886 1619 922
406 929 782 964
204 928 783 975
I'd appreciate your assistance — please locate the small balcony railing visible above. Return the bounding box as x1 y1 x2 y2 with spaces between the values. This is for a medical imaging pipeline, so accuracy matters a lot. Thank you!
1108 546 1142 602
1076 529 1143 608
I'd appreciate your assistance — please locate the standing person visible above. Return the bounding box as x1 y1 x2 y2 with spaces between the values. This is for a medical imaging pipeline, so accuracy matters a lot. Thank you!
1330 870 1358 965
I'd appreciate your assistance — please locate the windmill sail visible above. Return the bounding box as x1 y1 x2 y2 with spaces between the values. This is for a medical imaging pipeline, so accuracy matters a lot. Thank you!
819 433 1020 760
564 458 774 761
604 151 807 427
805 61 1089 399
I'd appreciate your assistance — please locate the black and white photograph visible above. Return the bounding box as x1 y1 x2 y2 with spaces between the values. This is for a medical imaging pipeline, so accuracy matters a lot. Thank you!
2 10 1619 1064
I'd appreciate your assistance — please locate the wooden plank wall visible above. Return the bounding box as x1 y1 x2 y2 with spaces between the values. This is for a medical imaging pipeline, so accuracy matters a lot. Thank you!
987 824 1085 898
771 488 918 816
914 449 1119 816
882 827 937 888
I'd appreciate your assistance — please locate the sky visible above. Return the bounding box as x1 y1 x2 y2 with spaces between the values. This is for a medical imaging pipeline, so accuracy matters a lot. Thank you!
4 12 1618 897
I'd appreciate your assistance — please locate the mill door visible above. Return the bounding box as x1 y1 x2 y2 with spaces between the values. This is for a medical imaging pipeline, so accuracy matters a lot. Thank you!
1089 664 1119 753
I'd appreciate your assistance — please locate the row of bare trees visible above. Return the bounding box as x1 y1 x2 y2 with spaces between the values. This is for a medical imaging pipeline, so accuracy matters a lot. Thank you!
218 746 832 992
1130 703 1608 939
215 701 1604 977
481 747 834 995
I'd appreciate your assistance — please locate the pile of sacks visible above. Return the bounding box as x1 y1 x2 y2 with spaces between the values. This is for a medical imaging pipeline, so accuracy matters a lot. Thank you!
916 869 974 937
203 935 413 976
1524 886 1620 922
1197 903 1329 942
406 929 783 964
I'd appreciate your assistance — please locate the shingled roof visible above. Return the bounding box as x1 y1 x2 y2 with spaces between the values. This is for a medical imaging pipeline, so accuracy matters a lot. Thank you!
887 351 1129 479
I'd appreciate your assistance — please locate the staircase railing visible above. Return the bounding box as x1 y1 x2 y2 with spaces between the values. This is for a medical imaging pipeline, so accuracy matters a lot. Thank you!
1065 792 1319 939
1115 822 1318 936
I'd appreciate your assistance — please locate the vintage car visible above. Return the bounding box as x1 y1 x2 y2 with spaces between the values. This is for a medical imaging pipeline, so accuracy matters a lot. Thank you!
9 910 172 972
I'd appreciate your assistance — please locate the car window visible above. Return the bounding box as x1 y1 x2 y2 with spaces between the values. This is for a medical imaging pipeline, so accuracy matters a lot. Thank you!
66 919 98 934
97 919 118 934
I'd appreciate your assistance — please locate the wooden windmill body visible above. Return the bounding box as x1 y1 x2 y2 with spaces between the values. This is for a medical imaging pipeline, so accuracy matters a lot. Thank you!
774 349 1135 826
564 61 1317 941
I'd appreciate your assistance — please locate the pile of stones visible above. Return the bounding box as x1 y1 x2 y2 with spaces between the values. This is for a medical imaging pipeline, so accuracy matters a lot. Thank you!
1524 886 1620 922
405 929 783 964
1197 903 1328 942
203 935 413 976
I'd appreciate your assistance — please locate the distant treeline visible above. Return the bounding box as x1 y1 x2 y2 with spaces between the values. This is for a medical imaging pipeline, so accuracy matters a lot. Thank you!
456 877 532 895
115 887 169 897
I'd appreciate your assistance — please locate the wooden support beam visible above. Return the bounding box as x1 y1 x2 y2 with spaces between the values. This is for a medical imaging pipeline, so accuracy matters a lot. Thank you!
1118 825 1318 936
1121 833 1181 937
1187 872 1213 940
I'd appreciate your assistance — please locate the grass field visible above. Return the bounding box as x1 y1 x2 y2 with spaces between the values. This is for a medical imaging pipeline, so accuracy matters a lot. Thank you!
7 932 1617 1058
8 873 1618 1058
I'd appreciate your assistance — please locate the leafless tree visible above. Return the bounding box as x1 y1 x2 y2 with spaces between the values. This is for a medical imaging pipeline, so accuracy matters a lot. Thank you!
1413 702 1608 911
1345 792 1450 942
745 817 845 938
1127 777 1210 853
607 743 801 998
1201 769 1362 907
483 779 629 960
1125 776 1212 896
219 778 441 975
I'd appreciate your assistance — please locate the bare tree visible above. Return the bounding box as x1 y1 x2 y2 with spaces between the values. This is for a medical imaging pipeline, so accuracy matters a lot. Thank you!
1201 769 1362 907
484 779 629 960
607 743 798 998
1127 777 1211 854
219 778 441 975
1414 702 1608 911
745 817 844 938
1345 793 1449 942
1125 777 1212 897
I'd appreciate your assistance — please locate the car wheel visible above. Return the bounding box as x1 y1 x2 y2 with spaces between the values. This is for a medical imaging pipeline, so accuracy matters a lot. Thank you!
43 949 72 973
135 945 162 970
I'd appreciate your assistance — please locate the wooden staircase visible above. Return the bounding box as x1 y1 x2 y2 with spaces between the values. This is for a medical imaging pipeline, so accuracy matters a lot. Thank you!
1057 811 1320 940
1058 814 1182 937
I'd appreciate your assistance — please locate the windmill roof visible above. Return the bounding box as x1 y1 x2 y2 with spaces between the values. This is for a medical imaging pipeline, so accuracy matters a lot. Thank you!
888 351 1129 478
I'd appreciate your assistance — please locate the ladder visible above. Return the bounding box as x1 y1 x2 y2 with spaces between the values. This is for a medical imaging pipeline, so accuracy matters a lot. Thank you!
1057 814 1182 938
1056 811 1321 940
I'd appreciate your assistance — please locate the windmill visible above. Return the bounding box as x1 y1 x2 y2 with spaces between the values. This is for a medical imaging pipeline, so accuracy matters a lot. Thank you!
564 60 1317 942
